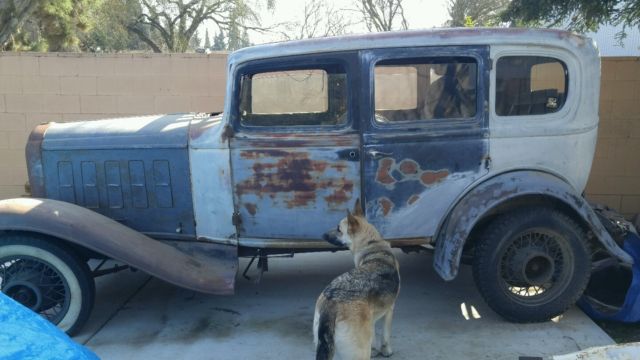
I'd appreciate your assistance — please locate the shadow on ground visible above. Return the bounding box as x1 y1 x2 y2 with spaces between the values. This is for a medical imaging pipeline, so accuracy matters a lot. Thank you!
76 251 613 360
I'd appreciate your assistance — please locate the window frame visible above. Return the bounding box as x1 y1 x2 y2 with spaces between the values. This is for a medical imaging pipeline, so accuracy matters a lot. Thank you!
494 55 569 117
230 53 357 133
490 47 577 123
362 46 488 133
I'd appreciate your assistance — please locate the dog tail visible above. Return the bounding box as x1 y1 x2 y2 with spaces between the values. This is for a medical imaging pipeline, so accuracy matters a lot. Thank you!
315 310 335 360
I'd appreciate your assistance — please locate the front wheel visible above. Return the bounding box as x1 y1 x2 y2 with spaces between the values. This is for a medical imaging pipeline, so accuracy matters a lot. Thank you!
0 234 95 335
472 208 591 322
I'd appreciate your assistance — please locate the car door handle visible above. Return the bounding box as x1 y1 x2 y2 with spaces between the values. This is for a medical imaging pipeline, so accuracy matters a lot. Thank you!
368 150 393 159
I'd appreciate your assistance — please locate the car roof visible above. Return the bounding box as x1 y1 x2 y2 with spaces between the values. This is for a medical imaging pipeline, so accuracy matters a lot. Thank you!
228 28 597 65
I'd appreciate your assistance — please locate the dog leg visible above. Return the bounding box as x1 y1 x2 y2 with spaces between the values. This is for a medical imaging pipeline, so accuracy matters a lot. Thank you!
380 306 394 357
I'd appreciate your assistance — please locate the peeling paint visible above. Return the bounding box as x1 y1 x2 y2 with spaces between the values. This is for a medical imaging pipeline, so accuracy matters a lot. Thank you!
376 158 396 185
379 197 394 217
420 170 450 185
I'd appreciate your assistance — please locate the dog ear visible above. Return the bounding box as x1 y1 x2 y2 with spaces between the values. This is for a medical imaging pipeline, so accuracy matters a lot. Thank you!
352 198 363 217
347 211 359 234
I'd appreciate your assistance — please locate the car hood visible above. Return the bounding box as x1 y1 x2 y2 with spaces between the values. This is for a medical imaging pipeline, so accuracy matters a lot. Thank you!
42 113 198 150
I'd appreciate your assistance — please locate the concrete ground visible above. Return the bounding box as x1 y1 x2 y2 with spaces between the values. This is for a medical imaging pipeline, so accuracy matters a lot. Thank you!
74 251 614 359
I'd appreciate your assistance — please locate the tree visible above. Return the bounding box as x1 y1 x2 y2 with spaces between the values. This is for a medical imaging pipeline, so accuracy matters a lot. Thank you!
1 0 98 51
204 28 211 48
357 0 408 32
445 0 510 27
212 30 225 50
501 0 640 40
0 0 41 49
189 28 202 50
280 0 351 40
126 0 271 53
81 0 151 52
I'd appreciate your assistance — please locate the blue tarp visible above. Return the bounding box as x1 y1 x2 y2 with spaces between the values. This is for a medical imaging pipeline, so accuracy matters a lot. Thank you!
0 293 98 360
579 232 640 323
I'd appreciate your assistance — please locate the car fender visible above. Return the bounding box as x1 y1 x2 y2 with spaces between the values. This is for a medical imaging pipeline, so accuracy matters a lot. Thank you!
0 198 237 295
433 170 633 281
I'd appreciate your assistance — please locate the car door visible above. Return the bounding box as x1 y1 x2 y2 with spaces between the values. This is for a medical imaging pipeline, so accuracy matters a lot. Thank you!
229 52 361 241
361 46 491 240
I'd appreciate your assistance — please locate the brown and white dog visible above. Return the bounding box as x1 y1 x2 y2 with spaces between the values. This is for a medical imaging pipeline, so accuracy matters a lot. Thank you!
314 200 400 360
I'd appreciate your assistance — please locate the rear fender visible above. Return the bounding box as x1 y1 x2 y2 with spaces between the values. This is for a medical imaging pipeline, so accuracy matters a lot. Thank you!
0 198 237 295
433 171 633 281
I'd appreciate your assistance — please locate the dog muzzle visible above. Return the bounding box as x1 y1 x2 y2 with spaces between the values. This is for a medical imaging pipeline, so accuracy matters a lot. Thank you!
322 230 344 247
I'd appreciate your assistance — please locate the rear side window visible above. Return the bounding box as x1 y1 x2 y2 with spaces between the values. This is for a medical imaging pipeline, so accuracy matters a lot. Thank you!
496 56 568 116
239 66 347 127
374 57 477 123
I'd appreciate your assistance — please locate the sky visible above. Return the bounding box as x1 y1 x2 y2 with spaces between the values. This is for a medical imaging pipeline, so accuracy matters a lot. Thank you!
202 0 640 56
204 0 451 45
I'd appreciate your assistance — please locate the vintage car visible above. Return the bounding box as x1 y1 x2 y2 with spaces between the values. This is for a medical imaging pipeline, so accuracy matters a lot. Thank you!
0 28 634 335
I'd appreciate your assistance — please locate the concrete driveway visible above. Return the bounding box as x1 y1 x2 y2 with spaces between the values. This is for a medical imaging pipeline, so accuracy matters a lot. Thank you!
74 251 613 359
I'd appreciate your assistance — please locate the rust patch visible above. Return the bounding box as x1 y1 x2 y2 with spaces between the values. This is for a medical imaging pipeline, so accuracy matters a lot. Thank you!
399 160 419 175
408 194 420 205
235 150 354 209
244 203 257 215
324 181 354 207
286 191 316 208
378 197 394 217
332 163 347 172
376 158 396 185
240 149 290 159
313 162 328 172
420 170 449 185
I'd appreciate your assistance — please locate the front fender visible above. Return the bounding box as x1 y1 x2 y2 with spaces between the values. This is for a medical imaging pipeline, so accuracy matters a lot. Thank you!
433 171 633 281
0 198 237 295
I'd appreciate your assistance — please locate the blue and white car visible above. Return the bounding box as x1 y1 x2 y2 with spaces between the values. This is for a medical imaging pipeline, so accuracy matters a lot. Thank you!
0 28 633 334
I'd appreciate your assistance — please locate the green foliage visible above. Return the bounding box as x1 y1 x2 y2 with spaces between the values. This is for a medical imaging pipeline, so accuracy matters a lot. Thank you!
35 0 98 51
446 0 510 27
464 16 476 28
212 31 225 50
0 0 42 49
81 0 151 52
1 0 98 51
501 0 640 39
189 29 202 51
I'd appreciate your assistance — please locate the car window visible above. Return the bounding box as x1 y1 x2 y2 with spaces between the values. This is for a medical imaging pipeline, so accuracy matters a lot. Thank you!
374 57 477 123
496 56 568 116
239 66 348 127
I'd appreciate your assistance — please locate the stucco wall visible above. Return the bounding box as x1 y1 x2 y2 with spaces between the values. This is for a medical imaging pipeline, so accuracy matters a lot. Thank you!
0 53 638 217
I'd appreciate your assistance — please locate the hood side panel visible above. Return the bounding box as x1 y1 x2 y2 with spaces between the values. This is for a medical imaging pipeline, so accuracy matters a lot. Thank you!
42 148 195 237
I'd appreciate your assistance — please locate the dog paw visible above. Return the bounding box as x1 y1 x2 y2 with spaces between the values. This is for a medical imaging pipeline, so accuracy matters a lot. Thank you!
380 345 393 357
371 347 382 358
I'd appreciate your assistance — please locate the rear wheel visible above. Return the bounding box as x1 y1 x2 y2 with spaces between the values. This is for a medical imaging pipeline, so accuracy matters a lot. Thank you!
472 208 591 322
0 234 95 335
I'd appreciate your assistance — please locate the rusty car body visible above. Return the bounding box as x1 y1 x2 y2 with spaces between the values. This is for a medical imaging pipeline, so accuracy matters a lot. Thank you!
0 28 633 334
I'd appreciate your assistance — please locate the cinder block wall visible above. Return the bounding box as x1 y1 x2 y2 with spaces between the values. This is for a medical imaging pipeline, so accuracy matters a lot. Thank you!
0 53 639 217
0 52 227 198
586 57 640 217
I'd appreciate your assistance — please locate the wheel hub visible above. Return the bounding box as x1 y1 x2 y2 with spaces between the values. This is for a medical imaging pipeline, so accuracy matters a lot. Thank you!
510 249 555 286
4 280 43 310
1 258 67 319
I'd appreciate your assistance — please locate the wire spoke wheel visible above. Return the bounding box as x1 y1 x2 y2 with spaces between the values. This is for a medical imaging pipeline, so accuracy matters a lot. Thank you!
498 229 573 306
473 208 590 322
1 257 71 325
0 235 95 335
